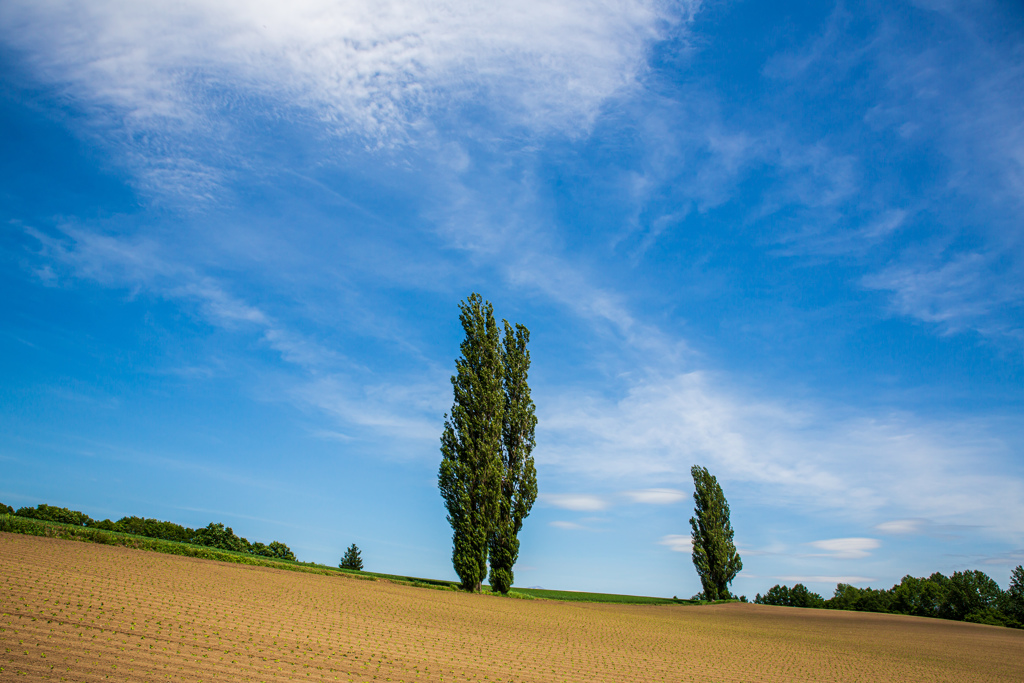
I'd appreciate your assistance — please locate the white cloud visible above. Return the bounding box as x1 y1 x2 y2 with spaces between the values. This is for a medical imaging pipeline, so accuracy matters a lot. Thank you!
20 224 454 444
539 493 608 511
309 429 355 443
537 371 1024 542
0 0 695 162
295 375 447 444
550 521 586 530
807 537 880 560
622 488 686 504
23 224 350 367
862 252 1021 337
874 519 923 535
772 575 875 585
659 534 692 553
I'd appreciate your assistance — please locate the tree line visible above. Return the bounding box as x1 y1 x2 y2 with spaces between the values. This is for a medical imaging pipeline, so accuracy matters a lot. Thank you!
1 502 296 561
683 469 1024 631
754 568 1024 628
439 294 538 594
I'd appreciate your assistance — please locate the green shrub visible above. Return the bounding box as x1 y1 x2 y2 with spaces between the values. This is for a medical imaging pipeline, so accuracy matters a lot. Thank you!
192 522 251 552
113 516 193 543
16 504 94 527
252 540 296 561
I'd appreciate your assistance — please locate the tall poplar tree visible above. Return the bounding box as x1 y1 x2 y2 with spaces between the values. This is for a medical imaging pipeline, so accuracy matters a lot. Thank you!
689 465 742 600
438 294 504 592
488 321 538 594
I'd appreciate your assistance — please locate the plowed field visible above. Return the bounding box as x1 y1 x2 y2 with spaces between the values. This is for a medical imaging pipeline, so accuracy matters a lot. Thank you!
2 533 1022 682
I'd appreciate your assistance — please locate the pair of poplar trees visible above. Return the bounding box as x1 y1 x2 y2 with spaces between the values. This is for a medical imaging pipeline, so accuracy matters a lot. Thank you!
439 294 538 594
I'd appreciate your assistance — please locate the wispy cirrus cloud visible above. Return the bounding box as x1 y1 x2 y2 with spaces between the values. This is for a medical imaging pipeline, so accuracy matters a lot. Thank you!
539 371 1024 542
21 224 342 366
874 519 923 535
772 575 875 585
776 2 1024 344
0 0 698 202
807 537 880 560
622 488 685 504
539 489 686 513
659 534 692 553
540 493 609 512
862 252 1023 340
17 222 452 445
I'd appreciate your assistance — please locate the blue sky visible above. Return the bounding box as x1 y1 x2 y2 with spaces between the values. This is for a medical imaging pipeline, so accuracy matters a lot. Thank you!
1 0 1022 598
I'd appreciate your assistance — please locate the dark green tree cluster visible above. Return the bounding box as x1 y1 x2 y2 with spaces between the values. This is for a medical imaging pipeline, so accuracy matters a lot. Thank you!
439 294 538 594
15 503 94 527
689 466 742 600
754 583 826 609
95 515 193 543
192 522 253 553
251 541 297 561
5 503 295 561
340 543 363 570
755 566 1024 629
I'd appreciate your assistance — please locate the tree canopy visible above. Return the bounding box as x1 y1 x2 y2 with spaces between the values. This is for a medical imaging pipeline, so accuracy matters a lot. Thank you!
439 294 538 593
439 294 505 592
755 567 1024 629
488 321 538 594
689 465 742 600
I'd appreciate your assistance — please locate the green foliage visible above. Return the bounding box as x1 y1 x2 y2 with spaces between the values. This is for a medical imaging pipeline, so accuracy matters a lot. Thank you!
964 606 1019 628
16 503 94 527
8 500 299 562
439 294 505 592
1005 565 1024 622
890 574 947 618
0 515 324 575
191 522 251 553
488 320 538 595
112 516 193 543
689 465 742 601
340 543 363 570
941 570 1004 621
253 541 297 561
269 541 296 561
755 569 1020 629
827 584 893 613
0 502 14 515
754 584 825 608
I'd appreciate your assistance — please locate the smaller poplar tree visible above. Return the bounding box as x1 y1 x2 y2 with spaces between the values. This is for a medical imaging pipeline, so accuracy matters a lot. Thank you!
689 465 742 600
488 321 538 594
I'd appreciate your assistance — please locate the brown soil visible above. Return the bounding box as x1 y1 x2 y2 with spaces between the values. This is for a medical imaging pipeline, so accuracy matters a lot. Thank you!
1 532 1021 682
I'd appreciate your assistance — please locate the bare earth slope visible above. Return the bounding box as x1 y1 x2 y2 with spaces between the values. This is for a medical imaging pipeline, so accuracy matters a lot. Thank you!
2 533 1022 682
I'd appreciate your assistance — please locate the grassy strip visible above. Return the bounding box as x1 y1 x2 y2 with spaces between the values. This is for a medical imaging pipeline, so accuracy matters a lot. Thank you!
0 514 341 577
339 569 694 604
1 514 714 606
512 587 698 605
339 568 459 589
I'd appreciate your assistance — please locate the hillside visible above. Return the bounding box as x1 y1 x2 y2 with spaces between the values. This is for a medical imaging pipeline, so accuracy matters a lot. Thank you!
2 532 1022 682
